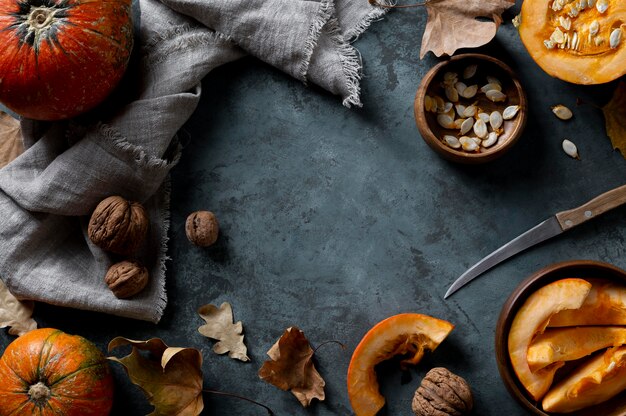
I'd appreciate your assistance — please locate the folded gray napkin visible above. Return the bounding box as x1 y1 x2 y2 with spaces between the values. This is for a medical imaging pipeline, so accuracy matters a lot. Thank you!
0 0 388 322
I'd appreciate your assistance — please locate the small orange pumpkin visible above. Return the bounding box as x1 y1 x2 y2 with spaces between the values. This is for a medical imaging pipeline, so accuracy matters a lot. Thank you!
518 0 626 84
0 328 114 416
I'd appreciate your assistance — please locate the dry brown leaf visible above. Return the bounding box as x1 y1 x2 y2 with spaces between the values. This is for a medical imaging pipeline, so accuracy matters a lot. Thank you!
0 112 24 168
0 279 37 336
108 337 204 416
603 81 626 159
419 0 515 58
198 302 250 362
258 326 325 407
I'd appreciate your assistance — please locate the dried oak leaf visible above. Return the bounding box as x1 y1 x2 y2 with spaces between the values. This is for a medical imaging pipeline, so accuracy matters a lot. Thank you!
198 302 250 362
419 0 515 58
258 326 325 407
108 337 204 416
0 279 37 336
603 81 626 159
0 112 24 169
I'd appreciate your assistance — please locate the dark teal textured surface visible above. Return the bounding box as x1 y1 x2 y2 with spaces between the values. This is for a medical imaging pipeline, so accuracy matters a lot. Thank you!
2 3 626 415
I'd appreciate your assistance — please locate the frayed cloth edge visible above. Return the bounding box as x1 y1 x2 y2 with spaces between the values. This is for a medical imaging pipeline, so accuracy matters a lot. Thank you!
150 177 171 323
344 0 392 42
299 0 334 84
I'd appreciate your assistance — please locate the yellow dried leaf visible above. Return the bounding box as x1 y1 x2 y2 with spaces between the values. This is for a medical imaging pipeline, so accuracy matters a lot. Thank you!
603 82 626 159
198 302 250 362
0 112 24 168
0 279 37 336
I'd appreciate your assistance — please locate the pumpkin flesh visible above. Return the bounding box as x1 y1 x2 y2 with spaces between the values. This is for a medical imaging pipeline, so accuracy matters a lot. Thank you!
0 0 133 120
519 0 626 84
0 328 114 416
508 278 592 401
347 313 454 416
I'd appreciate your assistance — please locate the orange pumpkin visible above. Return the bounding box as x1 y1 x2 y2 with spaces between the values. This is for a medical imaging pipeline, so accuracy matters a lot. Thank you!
0 0 133 120
0 328 114 416
347 313 454 416
518 0 626 84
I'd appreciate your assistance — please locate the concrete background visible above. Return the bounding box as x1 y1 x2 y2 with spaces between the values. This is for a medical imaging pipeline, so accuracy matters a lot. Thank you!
2 1 626 415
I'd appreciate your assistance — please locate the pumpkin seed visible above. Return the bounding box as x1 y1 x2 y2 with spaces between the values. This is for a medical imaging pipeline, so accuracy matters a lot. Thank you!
544 40 556 49
552 104 573 120
473 118 488 138
486 90 507 102
463 64 477 79
477 112 490 123
567 4 580 17
596 0 608 13
443 72 458 85
570 31 579 50
434 96 445 112
551 28 565 44
437 114 455 129
455 104 466 117
589 20 599 37
455 82 468 95
490 111 504 130
442 101 453 113
459 136 479 152
460 117 474 135
482 132 498 148
424 96 434 112
588 0 596 7
481 83 502 93
463 105 477 118
610 28 622 49
512 14 521 28
503 105 520 120
595 36 605 46
445 85 459 102
460 85 478 99
453 118 465 129
552 0 564 11
562 139 580 159
559 16 571 31
578 0 587 9
443 135 461 149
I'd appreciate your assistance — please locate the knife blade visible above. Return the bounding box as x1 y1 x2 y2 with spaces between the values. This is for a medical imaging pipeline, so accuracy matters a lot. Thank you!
445 183 626 299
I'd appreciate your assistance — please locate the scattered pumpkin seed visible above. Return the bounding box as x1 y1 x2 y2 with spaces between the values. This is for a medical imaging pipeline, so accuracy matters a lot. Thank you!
610 28 622 49
502 105 520 120
460 136 480 152
562 139 580 159
482 132 498 148
486 90 507 102
589 20 599 37
442 101 453 113
473 118 488 139
481 83 502 93
551 28 565 44
490 111 504 130
512 14 521 28
463 105 477 118
437 114 455 129
424 96 434 112
455 104 466 117
445 85 459 103
477 112 490 124
552 104 573 120
544 40 556 49
463 64 477 79
596 0 608 13
460 85 478 99
443 72 458 84
460 117 474 135
443 135 461 149
453 118 465 129
434 96 445 111
559 16 572 31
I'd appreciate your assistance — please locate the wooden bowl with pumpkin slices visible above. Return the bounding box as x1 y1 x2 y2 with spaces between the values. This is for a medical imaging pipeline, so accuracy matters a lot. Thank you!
495 260 626 415
414 54 527 164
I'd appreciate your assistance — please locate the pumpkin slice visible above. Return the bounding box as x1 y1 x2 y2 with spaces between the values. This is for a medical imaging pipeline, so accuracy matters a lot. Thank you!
347 313 454 416
508 278 592 401
519 0 626 84
542 346 626 413
528 326 626 372
549 279 626 327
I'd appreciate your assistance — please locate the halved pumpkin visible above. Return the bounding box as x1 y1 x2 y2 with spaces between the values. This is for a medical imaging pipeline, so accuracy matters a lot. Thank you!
542 346 626 413
508 278 592 401
549 279 626 327
519 0 626 84
347 314 454 416
528 326 626 372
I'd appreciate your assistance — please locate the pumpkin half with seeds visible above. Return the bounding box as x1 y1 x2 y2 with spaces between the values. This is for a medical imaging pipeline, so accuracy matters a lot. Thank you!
0 0 133 120
518 0 626 84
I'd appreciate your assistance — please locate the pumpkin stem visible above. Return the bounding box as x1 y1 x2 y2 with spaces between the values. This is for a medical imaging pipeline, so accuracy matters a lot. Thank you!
28 8 54 30
28 382 51 406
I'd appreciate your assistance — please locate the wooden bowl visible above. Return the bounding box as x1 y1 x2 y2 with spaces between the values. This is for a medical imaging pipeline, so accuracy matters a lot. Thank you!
495 260 626 415
414 54 527 164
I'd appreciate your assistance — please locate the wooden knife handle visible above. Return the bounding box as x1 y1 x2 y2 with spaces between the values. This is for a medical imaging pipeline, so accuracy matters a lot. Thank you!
556 184 626 231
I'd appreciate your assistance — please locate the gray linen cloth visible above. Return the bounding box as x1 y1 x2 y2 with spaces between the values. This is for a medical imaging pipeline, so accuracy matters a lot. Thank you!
0 0 388 322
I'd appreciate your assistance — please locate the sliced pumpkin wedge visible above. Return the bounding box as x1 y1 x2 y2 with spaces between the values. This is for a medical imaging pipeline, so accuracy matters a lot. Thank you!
347 313 454 416
528 326 626 372
549 279 626 327
542 346 626 413
508 278 592 401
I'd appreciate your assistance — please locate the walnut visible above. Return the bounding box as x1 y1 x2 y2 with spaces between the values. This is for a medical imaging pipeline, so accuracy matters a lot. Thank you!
105 260 149 298
412 367 473 416
88 196 149 255
185 211 219 247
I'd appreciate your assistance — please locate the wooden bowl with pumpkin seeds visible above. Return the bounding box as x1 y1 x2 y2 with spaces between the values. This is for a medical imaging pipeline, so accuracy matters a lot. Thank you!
414 54 528 164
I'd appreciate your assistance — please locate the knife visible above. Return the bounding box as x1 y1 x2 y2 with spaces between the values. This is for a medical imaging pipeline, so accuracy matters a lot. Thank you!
444 183 626 299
